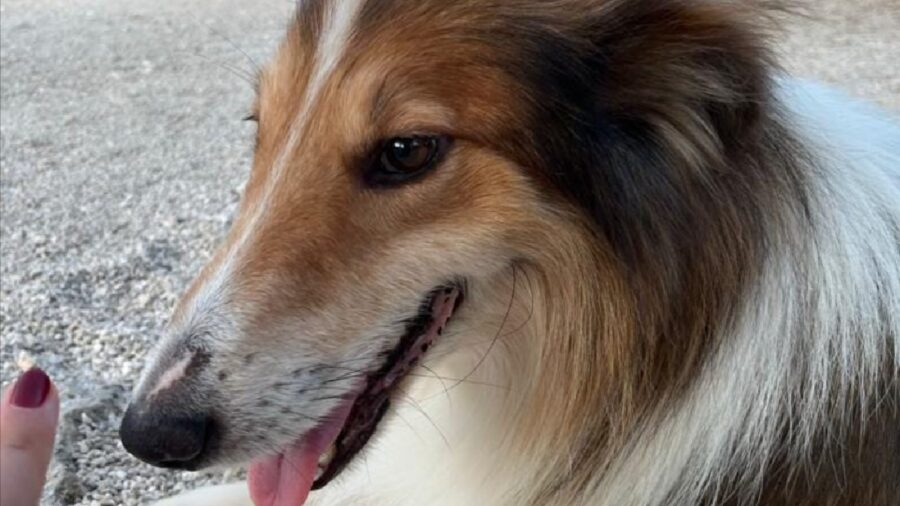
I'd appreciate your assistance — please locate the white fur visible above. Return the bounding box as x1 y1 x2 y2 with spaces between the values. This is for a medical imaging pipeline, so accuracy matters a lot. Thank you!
153 482 251 506
591 78 900 505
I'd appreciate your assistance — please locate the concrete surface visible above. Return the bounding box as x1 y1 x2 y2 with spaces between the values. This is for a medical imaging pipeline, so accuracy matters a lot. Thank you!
0 0 897 504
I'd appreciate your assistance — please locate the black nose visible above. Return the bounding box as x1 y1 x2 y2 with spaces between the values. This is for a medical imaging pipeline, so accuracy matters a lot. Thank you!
119 404 213 469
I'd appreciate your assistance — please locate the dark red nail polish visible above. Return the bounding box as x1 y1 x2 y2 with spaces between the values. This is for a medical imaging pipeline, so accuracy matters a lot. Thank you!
11 367 51 408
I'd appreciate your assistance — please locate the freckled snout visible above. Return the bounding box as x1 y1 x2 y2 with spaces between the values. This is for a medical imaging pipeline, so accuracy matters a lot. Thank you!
119 402 215 469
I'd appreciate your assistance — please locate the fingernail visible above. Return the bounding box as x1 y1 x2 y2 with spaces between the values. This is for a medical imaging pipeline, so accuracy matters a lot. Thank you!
11 367 51 408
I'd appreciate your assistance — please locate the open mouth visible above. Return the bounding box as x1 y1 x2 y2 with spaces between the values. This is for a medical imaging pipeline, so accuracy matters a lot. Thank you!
247 284 463 506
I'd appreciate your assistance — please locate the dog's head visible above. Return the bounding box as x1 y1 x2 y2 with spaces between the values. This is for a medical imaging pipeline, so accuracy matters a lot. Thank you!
121 0 772 501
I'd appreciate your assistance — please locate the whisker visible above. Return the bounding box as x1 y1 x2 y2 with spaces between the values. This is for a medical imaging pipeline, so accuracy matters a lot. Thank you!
182 51 256 89
295 385 352 396
398 395 450 449
448 266 520 389
320 371 368 384
187 7 261 75
309 394 349 402
279 452 304 476
292 412 328 424
418 364 453 406
407 373 509 390
393 410 426 445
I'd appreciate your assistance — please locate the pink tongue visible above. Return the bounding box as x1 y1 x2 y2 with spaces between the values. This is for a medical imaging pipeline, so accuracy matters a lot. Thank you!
247 401 354 506
247 440 319 506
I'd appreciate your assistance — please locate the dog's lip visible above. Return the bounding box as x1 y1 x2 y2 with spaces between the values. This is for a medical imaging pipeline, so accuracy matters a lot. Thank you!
248 284 463 505
312 284 463 488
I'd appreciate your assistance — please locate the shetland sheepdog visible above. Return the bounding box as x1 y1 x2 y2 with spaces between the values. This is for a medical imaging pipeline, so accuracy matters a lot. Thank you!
119 1 900 504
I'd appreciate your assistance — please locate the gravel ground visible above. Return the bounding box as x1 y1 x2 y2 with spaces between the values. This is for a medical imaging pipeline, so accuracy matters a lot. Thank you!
1 1 897 505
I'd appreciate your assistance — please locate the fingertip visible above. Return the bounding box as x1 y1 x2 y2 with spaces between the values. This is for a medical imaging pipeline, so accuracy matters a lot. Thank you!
11 367 52 409
1 368 60 442
0 369 59 506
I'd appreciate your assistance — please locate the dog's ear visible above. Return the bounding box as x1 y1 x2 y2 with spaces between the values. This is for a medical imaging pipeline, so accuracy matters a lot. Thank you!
587 0 774 161
502 0 778 269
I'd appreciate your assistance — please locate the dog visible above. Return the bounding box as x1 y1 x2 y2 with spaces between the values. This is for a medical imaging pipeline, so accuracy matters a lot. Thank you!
119 1 900 504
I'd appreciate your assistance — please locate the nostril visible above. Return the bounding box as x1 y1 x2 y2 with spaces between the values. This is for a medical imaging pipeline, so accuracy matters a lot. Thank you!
119 403 215 469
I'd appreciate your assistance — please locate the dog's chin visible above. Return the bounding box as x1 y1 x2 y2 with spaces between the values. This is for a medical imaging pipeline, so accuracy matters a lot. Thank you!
246 284 464 506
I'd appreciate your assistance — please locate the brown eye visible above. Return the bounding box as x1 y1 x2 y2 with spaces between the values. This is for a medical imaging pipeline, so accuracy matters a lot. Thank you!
366 135 450 186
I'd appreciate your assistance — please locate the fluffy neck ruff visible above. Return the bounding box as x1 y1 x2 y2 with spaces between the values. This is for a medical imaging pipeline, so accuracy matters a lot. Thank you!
443 111 899 505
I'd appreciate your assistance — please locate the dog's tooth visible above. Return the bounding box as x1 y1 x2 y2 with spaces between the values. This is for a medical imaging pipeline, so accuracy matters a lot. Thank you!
318 443 336 468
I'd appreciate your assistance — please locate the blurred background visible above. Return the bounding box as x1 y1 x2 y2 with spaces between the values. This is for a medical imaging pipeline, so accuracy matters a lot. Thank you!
0 0 897 504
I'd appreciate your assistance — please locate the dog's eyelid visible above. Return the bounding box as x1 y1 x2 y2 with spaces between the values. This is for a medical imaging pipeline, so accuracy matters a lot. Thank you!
362 134 453 188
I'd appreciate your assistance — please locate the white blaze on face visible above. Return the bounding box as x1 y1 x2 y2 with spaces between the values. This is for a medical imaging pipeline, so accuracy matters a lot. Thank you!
180 0 364 331
146 351 194 400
